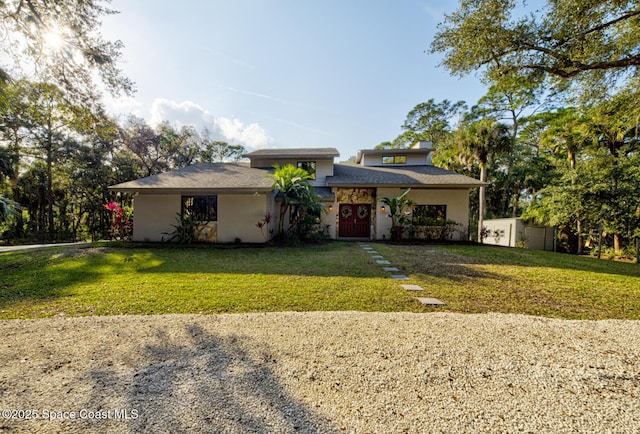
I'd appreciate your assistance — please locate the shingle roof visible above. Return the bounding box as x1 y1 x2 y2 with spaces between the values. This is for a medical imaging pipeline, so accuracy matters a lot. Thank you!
244 148 340 159
327 164 486 188
313 187 335 200
108 163 274 193
109 161 485 194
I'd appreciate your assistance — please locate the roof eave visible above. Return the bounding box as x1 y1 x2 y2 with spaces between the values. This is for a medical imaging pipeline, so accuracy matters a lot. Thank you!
326 182 485 189
108 186 274 194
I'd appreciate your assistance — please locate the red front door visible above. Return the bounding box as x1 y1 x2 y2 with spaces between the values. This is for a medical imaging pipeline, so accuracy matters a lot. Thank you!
339 204 370 238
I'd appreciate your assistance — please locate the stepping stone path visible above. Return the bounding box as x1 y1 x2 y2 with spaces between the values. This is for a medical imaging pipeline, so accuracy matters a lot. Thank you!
357 242 445 306
401 284 424 291
390 274 409 280
416 298 446 305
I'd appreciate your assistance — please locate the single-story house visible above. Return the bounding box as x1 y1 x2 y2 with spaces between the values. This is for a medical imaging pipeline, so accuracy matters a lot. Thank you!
109 142 486 243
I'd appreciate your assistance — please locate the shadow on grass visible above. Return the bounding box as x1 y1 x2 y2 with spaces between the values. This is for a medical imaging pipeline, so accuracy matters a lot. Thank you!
83 323 333 432
134 241 380 278
0 242 382 311
388 244 640 279
0 248 106 310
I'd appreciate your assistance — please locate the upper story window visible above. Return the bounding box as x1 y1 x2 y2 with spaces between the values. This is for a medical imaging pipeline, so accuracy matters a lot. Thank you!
382 155 407 165
182 195 217 222
297 161 316 180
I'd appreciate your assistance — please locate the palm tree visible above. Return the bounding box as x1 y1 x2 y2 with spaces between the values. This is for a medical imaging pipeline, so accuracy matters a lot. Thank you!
267 164 319 237
380 188 414 241
459 119 512 242
0 197 20 223
540 108 588 252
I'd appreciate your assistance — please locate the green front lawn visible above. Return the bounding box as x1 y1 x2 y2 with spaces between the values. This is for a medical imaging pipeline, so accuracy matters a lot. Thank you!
1 241 638 320
0 242 418 319
376 243 640 320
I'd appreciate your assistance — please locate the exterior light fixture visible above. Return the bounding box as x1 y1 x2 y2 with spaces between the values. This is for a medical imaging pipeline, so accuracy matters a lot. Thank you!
380 205 386 212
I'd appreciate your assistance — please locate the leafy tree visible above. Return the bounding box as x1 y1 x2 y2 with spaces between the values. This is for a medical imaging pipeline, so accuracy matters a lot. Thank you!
120 116 165 177
0 0 134 102
580 93 640 251
380 99 466 150
200 130 246 163
19 81 83 238
155 122 201 169
430 0 640 100
398 99 466 147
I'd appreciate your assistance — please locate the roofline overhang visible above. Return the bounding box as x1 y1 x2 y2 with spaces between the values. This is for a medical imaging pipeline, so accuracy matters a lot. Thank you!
326 183 486 189
108 187 274 195
243 148 340 159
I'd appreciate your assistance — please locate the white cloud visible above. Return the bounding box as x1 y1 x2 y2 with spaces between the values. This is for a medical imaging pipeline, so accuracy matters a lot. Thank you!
103 94 144 119
149 98 215 128
214 117 272 150
147 98 273 150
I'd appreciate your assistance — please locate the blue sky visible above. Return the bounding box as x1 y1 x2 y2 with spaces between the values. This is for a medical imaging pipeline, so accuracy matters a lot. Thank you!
101 1 488 160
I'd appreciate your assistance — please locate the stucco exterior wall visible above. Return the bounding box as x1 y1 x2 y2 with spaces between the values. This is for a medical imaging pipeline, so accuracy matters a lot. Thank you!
217 193 271 243
132 194 181 242
320 203 337 239
248 158 334 187
375 188 470 241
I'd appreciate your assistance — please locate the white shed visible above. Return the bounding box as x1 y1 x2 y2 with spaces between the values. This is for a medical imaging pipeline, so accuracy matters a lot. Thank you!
482 218 555 251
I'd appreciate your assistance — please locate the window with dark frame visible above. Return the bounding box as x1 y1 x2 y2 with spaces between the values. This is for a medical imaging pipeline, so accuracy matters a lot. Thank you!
382 155 407 164
297 161 316 180
182 195 217 222
412 205 447 225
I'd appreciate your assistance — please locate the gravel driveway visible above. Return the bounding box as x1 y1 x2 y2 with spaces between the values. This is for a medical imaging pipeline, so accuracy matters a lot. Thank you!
1 312 639 433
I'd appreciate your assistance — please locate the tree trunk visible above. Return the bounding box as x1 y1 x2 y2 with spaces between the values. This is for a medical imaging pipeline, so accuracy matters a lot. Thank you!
511 191 519 217
477 163 487 243
577 219 584 255
46 131 55 241
10 133 24 237
614 233 623 253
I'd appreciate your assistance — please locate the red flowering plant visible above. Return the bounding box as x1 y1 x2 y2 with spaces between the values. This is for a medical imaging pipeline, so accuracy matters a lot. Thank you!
255 212 273 243
104 202 133 241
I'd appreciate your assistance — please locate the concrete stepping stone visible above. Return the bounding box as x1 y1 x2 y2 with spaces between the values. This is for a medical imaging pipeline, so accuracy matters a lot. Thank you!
362 247 374 250
376 260 391 265
417 297 446 305
371 255 384 259
366 250 379 254
401 284 424 291
390 274 409 280
383 267 399 271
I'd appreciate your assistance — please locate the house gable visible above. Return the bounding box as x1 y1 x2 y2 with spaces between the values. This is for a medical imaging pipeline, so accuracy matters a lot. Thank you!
244 148 340 187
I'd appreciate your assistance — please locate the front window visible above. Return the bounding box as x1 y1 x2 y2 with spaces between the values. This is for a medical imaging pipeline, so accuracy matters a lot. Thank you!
382 155 407 164
412 205 446 225
182 195 217 221
297 161 316 180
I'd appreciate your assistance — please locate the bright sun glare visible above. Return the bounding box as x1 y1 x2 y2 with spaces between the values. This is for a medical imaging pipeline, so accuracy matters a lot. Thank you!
43 28 66 52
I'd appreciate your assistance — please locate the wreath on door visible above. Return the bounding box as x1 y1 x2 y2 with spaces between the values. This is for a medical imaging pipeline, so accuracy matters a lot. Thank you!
357 205 369 219
341 206 353 219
